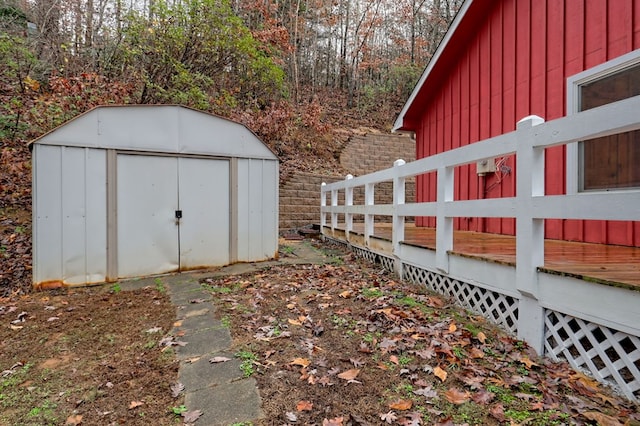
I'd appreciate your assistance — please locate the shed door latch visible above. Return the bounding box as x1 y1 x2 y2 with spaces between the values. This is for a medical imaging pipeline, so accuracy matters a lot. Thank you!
175 210 182 219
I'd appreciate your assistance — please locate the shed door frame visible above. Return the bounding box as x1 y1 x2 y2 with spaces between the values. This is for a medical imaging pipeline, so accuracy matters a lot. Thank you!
106 150 237 279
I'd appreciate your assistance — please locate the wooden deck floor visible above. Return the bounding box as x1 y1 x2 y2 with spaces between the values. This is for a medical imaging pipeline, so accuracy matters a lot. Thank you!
327 223 640 290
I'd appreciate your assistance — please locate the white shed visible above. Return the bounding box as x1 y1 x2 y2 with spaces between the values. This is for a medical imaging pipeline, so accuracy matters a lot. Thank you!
31 105 279 287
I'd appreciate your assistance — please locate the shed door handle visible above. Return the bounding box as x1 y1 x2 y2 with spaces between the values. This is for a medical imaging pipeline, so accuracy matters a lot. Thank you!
175 210 182 219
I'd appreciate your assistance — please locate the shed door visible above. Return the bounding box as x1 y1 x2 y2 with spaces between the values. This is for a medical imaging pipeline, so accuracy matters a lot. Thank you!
116 154 230 278
178 157 229 269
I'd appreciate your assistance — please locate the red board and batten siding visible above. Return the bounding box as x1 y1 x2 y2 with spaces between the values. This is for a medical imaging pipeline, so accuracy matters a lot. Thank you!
413 0 640 247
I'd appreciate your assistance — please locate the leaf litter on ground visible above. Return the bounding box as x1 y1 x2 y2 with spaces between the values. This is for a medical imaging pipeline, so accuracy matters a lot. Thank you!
203 243 640 425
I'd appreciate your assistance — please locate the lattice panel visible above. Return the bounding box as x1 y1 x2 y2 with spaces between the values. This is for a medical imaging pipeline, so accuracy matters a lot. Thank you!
378 255 395 272
352 246 378 263
323 237 349 250
545 310 640 402
403 264 519 335
351 246 395 272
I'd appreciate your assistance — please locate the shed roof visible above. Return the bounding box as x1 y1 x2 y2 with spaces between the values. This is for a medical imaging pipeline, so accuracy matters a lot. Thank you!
31 104 277 160
393 0 490 132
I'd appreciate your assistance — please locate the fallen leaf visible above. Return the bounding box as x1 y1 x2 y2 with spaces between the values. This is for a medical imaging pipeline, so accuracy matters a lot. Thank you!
570 372 602 397
290 357 311 368
358 343 373 353
288 318 302 326
285 412 298 422
433 366 447 382
209 356 231 364
389 355 399 365
476 332 487 343
339 290 352 298
448 322 457 333
380 411 398 424
413 387 437 399
337 368 360 380
145 326 162 333
471 389 494 405
389 399 412 410
427 296 445 308
323 417 344 426
350 358 364 367
582 411 624 426
489 404 506 422
595 392 619 406
519 356 538 369
170 382 185 398
402 411 423 426
444 388 470 404
65 414 83 425
318 376 334 386
468 347 484 359
129 400 144 409
182 409 203 423
296 400 313 411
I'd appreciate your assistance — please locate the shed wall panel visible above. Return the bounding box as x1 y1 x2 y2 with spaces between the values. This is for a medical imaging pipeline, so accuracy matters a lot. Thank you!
34 145 63 284
33 146 107 285
236 159 278 262
248 160 263 260
84 149 108 282
414 0 640 246
61 148 107 284
261 160 279 259
61 148 88 282
236 159 250 261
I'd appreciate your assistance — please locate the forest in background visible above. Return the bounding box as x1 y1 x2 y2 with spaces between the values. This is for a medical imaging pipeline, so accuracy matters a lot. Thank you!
0 0 461 294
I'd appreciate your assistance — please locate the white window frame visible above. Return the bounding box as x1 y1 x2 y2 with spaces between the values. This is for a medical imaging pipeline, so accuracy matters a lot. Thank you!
566 48 640 194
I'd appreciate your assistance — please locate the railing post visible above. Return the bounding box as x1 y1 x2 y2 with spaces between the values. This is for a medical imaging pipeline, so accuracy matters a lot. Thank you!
515 115 545 354
331 187 338 230
436 165 454 273
392 159 406 277
364 182 375 246
320 182 327 229
345 175 354 240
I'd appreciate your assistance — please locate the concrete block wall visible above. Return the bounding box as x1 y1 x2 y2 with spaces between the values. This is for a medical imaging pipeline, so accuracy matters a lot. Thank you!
280 172 342 230
279 133 416 231
340 133 415 175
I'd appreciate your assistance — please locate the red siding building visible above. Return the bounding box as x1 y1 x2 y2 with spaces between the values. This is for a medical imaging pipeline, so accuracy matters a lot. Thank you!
394 0 640 246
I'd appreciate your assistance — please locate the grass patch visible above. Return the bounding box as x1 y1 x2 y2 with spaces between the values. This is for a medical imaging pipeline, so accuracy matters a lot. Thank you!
236 349 258 377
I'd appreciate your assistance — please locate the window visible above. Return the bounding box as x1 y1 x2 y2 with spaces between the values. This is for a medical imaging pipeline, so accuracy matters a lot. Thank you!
567 49 640 192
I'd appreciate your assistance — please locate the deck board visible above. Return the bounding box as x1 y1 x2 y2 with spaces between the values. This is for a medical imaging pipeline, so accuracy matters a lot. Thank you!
326 223 640 289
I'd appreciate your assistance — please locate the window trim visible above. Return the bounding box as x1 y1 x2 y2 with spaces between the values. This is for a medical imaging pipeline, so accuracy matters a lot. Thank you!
566 48 640 194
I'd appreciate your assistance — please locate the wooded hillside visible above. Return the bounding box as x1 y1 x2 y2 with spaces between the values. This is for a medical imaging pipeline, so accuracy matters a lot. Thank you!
0 0 461 295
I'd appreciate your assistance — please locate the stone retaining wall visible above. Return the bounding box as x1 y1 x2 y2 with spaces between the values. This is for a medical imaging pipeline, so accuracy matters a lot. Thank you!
279 133 415 231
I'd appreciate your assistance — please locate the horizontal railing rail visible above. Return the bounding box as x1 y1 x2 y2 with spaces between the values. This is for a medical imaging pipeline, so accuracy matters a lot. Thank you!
321 94 640 353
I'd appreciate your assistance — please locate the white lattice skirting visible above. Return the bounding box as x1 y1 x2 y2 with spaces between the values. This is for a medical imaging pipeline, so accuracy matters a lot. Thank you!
326 237 640 402
402 263 519 335
545 310 640 401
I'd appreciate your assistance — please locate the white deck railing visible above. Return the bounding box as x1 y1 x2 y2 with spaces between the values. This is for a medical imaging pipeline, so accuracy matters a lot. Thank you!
321 95 640 354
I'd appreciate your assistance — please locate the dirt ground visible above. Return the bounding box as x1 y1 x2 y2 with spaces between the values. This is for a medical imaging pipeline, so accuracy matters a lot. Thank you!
207 244 639 426
0 284 180 425
1 242 639 426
